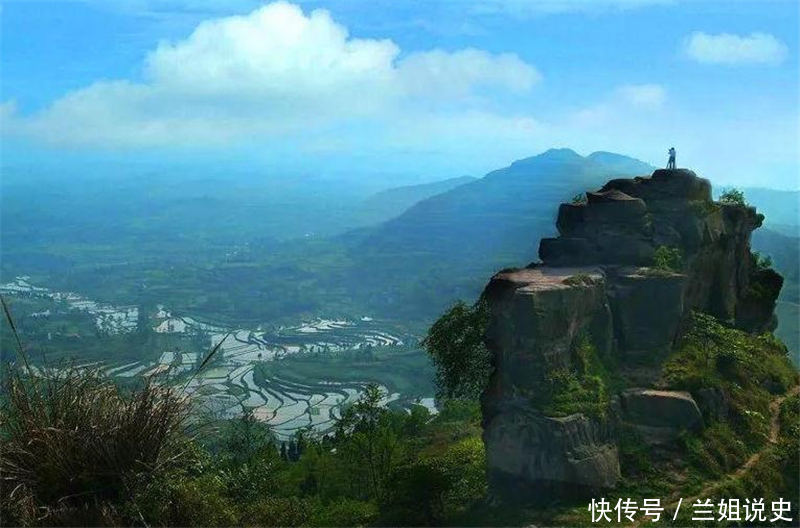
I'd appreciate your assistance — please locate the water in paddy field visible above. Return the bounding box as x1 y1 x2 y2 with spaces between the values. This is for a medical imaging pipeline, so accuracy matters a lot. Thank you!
1 277 437 441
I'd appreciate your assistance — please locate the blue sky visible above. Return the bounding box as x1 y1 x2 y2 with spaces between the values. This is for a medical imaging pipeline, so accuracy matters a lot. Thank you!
1 0 798 189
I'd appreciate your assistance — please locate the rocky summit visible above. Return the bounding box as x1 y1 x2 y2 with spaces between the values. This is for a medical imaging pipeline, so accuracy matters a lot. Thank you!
480 168 784 497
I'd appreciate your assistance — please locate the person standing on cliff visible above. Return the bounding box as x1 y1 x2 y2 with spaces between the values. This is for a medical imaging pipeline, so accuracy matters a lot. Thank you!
667 147 676 169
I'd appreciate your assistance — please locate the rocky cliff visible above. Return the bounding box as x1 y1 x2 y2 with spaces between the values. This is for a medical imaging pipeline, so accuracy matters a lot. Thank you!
480 168 783 496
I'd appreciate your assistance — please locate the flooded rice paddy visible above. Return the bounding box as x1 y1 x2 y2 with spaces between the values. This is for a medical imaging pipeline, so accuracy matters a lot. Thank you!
2 276 436 440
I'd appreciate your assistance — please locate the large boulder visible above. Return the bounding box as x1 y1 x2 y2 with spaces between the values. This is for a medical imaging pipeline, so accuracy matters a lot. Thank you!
484 406 620 496
607 267 685 357
619 389 703 444
482 266 613 392
481 266 619 493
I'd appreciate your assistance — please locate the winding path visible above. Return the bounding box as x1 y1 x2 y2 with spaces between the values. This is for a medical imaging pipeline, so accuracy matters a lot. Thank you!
632 384 799 526
696 384 799 499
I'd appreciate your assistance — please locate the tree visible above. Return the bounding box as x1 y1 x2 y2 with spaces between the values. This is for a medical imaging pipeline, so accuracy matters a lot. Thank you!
222 410 275 464
422 300 491 400
335 384 403 501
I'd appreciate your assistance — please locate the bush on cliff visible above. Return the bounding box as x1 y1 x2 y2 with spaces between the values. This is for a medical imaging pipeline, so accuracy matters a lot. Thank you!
538 336 610 418
652 245 684 272
719 188 747 205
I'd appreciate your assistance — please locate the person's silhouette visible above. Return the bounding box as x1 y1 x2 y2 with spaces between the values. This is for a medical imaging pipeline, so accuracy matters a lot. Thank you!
667 147 676 169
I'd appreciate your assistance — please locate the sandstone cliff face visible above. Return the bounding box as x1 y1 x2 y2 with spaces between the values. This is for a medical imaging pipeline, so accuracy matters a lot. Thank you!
481 169 782 496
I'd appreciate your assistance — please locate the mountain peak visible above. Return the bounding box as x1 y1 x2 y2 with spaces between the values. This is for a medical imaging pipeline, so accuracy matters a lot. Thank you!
537 147 583 160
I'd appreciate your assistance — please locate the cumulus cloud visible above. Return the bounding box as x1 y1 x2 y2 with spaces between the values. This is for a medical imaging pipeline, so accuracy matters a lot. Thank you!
684 31 788 65
3 1 540 148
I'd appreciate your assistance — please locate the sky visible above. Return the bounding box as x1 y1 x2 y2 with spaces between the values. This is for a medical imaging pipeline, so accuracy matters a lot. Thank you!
1 0 798 189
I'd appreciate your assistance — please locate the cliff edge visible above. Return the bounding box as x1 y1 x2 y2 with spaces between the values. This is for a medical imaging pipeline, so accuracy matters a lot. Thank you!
480 168 784 497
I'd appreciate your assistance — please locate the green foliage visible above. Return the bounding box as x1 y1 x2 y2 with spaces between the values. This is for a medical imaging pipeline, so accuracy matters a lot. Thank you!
333 384 405 502
719 187 747 205
308 499 378 527
135 470 239 527
536 337 610 418
422 299 491 400
242 496 313 527
216 410 278 465
663 312 796 393
753 250 774 271
652 245 684 272
689 199 719 218
571 193 587 204
678 422 749 477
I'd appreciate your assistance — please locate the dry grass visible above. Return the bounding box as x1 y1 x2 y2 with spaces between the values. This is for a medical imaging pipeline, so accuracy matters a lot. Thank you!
0 296 228 526
1 366 191 525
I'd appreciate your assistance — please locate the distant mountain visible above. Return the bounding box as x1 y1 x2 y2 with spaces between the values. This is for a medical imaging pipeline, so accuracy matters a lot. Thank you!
352 176 476 227
343 149 654 318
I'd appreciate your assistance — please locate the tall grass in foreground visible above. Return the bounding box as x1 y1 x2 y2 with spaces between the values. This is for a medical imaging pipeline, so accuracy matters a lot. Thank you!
0 296 228 526
0 366 191 525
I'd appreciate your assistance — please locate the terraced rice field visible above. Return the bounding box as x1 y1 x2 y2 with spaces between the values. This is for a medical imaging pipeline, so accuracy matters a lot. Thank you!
4 277 435 440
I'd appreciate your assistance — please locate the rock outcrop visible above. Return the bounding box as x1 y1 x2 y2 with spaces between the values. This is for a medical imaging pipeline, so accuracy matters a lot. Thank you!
481 168 782 497
618 389 703 444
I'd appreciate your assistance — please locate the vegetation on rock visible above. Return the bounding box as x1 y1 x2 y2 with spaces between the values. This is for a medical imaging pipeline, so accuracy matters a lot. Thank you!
652 245 684 272
719 188 747 205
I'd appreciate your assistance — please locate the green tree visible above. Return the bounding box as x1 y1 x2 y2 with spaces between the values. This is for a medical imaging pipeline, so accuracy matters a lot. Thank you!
335 384 403 501
422 299 491 400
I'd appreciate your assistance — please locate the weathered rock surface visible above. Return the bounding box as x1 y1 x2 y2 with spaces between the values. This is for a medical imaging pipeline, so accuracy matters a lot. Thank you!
481 168 783 496
693 387 729 423
540 168 773 331
619 389 703 444
484 406 619 494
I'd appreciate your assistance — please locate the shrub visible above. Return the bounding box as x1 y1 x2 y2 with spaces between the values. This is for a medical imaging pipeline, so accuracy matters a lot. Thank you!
571 193 587 204
309 499 378 527
242 496 312 527
752 250 774 271
135 470 238 527
652 245 683 272
535 337 610 417
719 188 746 205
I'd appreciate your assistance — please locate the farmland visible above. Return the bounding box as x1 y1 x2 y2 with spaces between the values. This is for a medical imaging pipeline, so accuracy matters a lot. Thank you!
1 276 436 440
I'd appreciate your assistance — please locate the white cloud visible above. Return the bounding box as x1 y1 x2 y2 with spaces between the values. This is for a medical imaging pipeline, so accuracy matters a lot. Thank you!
684 31 788 65
615 84 666 107
3 1 539 148
567 83 667 128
